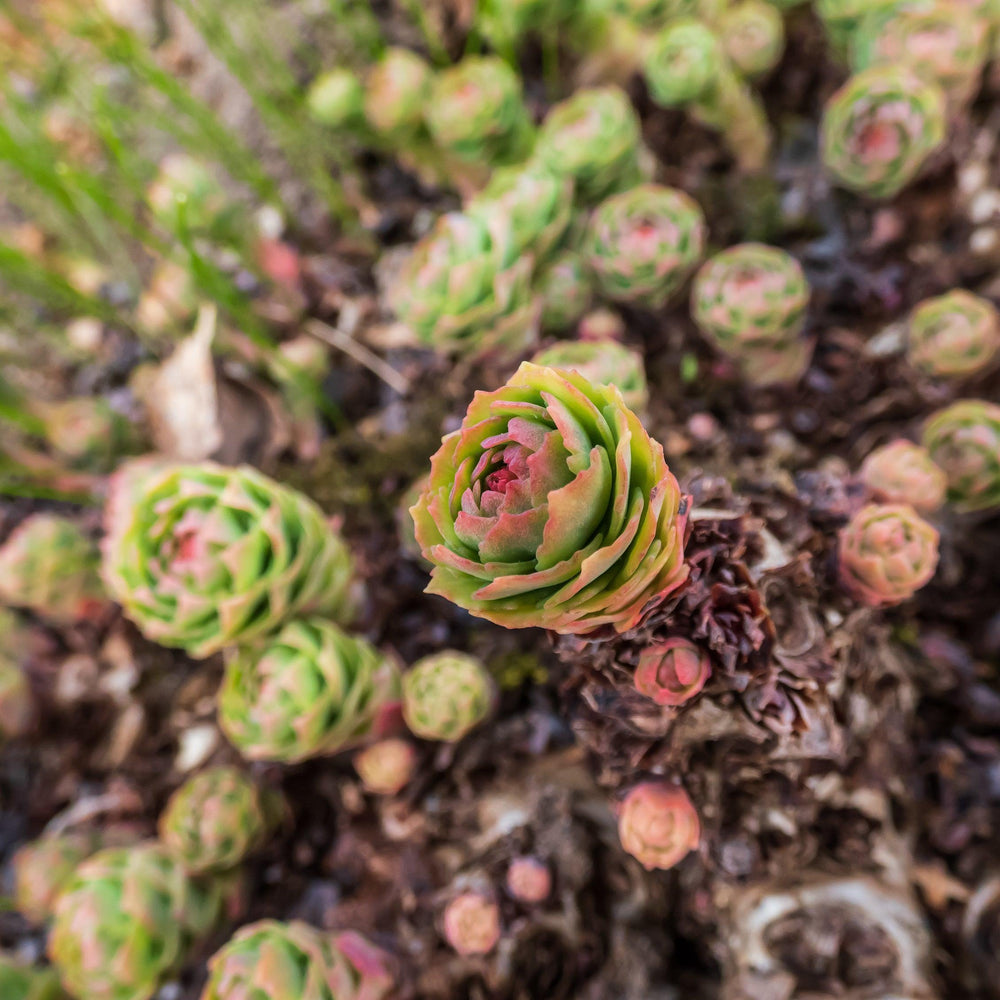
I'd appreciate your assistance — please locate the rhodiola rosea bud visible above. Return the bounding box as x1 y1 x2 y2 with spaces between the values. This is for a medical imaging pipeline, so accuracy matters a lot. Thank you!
402 651 494 742
692 243 812 386
159 767 282 874
354 738 417 795
0 515 106 625
617 782 700 871
634 638 712 706
13 833 100 925
858 439 946 513
442 893 501 956
922 400 1000 512
719 0 785 79
219 618 401 764
0 656 33 743
530 339 648 414
410 364 689 635
306 68 364 128
907 289 1000 379
363 47 431 140
838 503 939 607
102 461 355 658
505 857 552 903
820 65 946 199
201 920 394 1000
583 183 707 308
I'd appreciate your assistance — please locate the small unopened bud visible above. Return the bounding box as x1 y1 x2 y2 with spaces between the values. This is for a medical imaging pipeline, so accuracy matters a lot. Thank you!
858 439 946 513
617 782 700 871
505 857 551 903
443 892 501 956
634 638 711 707
354 739 417 796
402 651 494 743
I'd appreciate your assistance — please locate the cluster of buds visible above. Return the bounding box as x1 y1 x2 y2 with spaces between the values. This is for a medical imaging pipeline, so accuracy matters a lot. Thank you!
820 65 946 199
922 400 1000 512
907 289 1000 379
643 19 772 171
0 957 63 1000
530 339 649 414
353 738 418 795
410 363 689 634
390 212 538 358
534 86 644 204
306 68 364 129
535 251 593 331
582 183 707 308
159 767 282 874
49 844 224 1000
363 47 432 140
426 57 533 167
505 856 552 903
13 832 100 925
617 782 701 871
442 892 502 956
0 514 106 625
402 651 494 742
219 618 401 763
692 243 812 386
102 461 355 658
719 0 786 79
838 503 940 607
0 655 33 744
634 638 712 706
201 920 393 1000
858 439 946 513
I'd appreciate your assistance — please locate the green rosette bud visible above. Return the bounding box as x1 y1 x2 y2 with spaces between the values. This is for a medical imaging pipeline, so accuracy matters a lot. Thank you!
36 398 135 471
13 833 100 925
0 957 64 1000
907 289 1000 378
159 767 281 874
307 69 364 129
102 461 354 659
534 87 643 204
411 363 689 634
859 439 946 513
426 57 533 166
852 1 989 108
201 920 394 1000
0 514 106 624
820 65 945 199
402 651 494 742
467 165 574 265
922 400 1000 511
363 48 431 139
530 339 648 414
389 212 539 358
838 503 939 607
535 251 593 331
49 844 223 1000
583 183 706 308
219 618 401 764
719 0 785 79
691 242 812 386
0 656 33 743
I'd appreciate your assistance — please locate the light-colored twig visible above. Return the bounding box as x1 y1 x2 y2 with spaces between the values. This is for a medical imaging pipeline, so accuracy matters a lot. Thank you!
305 319 411 395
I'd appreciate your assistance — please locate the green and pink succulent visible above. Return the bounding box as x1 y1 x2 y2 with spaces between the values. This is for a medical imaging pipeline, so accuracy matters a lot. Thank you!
719 0 786 79
634 638 712 706
530 339 648 414
442 893 501 956
535 251 593 331
617 782 700 871
364 48 432 139
858 439 946 513
307 69 364 129
402 651 494 742
353 738 417 795
922 400 1000 512
907 289 1000 379
13 833 100 925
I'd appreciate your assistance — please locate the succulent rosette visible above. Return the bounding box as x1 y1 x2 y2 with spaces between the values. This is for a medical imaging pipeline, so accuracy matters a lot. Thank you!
922 400 1000 512
0 657 33 743
534 87 644 204
820 65 946 199
535 251 593 331
0 957 64 1000
583 184 706 308
353 738 417 795
692 243 812 386
0 514 106 624
719 0 786 79
402 651 494 742
617 782 700 870
852 0 988 106
49 844 223 1000
838 503 939 606
37 397 134 471
859 440 946 513
467 164 574 265
307 69 364 128
644 19 719 106
634 638 711 706
530 339 648 414
389 211 539 357
363 47 431 139
159 767 280 874
13 833 99 925
411 363 689 634
907 289 1000 378
426 56 533 165
201 920 393 1000
442 894 501 956
219 618 401 763
102 461 354 659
